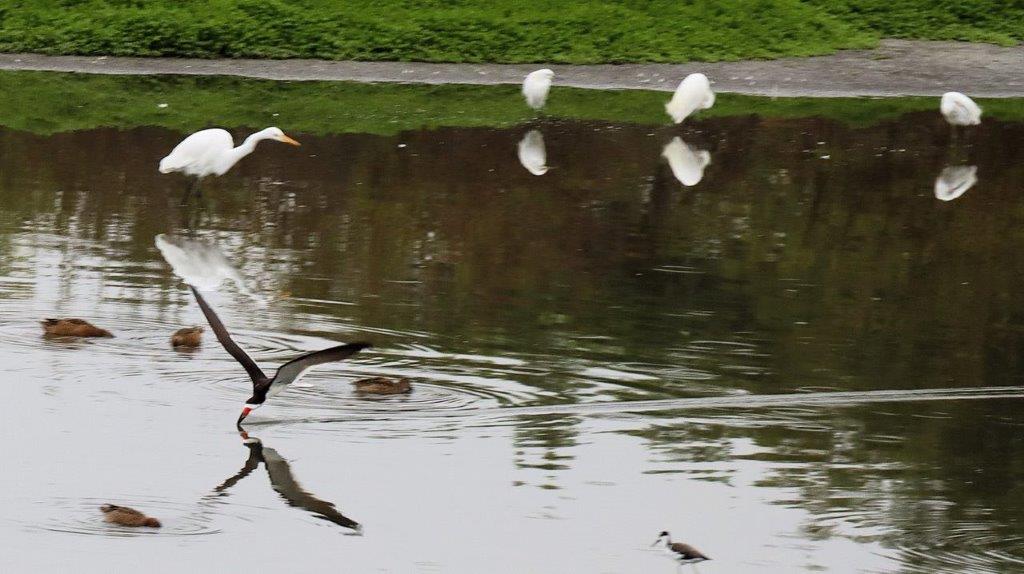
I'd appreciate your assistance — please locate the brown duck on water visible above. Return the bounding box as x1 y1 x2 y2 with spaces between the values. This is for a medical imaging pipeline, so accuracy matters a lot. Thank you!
352 377 412 395
171 326 203 348
41 319 113 338
100 504 161 528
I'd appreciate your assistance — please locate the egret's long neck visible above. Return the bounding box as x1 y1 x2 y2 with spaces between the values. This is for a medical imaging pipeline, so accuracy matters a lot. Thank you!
216 131 267 174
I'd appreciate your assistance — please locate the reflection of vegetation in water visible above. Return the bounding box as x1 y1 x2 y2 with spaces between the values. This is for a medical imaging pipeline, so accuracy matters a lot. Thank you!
3 108 1024 565
1 71 1024 136
631 401 1024 570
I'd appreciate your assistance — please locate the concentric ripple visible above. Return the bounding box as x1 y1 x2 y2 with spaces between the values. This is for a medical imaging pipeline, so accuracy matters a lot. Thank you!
28 497 227 538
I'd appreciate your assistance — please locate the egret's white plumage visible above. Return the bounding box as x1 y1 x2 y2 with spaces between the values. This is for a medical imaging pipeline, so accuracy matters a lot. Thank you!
940 92 982 126
934 165 978 202
159 127 300 178
662 137 711 186
517 130 549 175
665 73 715 124
522 69 555 110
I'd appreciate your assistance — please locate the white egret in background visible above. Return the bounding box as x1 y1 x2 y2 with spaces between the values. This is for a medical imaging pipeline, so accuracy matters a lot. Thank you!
522 69 554 110
159 127 300 202
934 165 978 202
155 234 265 305
665 73 715 124
940 92 982 126
661 137 711 186
517 130 549 175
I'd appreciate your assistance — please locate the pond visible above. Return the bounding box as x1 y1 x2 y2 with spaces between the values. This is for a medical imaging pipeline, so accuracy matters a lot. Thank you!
2 72 1024 573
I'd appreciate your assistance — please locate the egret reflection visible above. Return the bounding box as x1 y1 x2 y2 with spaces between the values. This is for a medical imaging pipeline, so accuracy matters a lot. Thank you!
517 130 549 175
661 137 711 186
934 165 978 202
155 234 263 303
211 433 361 532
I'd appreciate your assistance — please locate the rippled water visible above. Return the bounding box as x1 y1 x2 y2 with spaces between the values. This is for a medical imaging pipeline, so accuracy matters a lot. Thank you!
2 73 1024 573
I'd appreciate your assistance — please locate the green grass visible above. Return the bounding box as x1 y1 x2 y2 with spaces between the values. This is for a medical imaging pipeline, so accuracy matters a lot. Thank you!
0 71 1022 137
0 1 1020 64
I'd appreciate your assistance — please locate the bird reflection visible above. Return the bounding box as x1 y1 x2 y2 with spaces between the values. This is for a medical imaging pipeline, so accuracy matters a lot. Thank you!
661 137 711 186
211 432 361 532
934 165 978 202
155 234 264 304
517 130 549 175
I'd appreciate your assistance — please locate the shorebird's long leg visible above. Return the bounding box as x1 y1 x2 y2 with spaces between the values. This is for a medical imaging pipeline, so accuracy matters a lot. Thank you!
180 177 201 205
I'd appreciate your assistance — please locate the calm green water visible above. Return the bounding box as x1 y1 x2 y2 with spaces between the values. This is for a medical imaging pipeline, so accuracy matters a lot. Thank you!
1 73 1024 573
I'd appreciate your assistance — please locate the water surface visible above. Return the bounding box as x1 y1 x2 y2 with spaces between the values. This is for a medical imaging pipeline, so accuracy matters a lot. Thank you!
2 74 1024 573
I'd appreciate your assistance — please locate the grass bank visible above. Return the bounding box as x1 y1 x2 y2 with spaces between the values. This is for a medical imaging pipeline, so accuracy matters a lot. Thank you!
0 1 1021 64
1 71 1022 137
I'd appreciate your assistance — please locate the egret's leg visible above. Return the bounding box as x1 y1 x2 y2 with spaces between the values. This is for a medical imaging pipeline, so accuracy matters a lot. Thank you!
180 177 201 205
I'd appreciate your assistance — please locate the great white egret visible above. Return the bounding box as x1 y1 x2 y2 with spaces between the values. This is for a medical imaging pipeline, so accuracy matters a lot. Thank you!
940 92 982 126
517 130 549 175
934 165 978 201
661 137 711 186
159 127 300 201
665 73 715 124
522 69 554 110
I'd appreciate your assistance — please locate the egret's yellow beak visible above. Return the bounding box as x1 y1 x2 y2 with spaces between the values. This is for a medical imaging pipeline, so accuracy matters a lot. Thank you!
278 134 301 146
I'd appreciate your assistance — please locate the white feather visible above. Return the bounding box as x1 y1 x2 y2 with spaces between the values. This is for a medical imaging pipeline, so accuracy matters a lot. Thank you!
517 130 549 175
522 69 555 110
665 73 715 124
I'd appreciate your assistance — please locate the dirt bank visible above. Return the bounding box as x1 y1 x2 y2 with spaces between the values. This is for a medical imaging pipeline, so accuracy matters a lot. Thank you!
1 40 1020 97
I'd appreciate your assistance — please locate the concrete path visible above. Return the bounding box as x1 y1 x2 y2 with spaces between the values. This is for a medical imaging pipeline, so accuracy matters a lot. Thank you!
0 40 1021 97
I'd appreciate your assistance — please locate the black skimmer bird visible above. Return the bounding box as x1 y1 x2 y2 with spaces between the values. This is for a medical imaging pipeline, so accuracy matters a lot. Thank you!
652 531 710 570
188 285 370 427
100 504 161 528
210 432 360 531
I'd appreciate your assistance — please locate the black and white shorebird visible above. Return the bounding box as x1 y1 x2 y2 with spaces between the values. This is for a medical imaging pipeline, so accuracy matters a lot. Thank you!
652 531 710 571
189 285 370 427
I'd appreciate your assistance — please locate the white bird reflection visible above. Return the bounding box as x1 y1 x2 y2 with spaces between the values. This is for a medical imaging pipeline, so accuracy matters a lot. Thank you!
934 165 978 202
155 234 264 304
517 130 549 176
661 137 711 186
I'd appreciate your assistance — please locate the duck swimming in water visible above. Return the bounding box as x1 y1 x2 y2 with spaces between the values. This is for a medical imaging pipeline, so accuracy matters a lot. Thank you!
171 326 204 348
100 504 161 528
41 319 113 338
353 377 412 395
